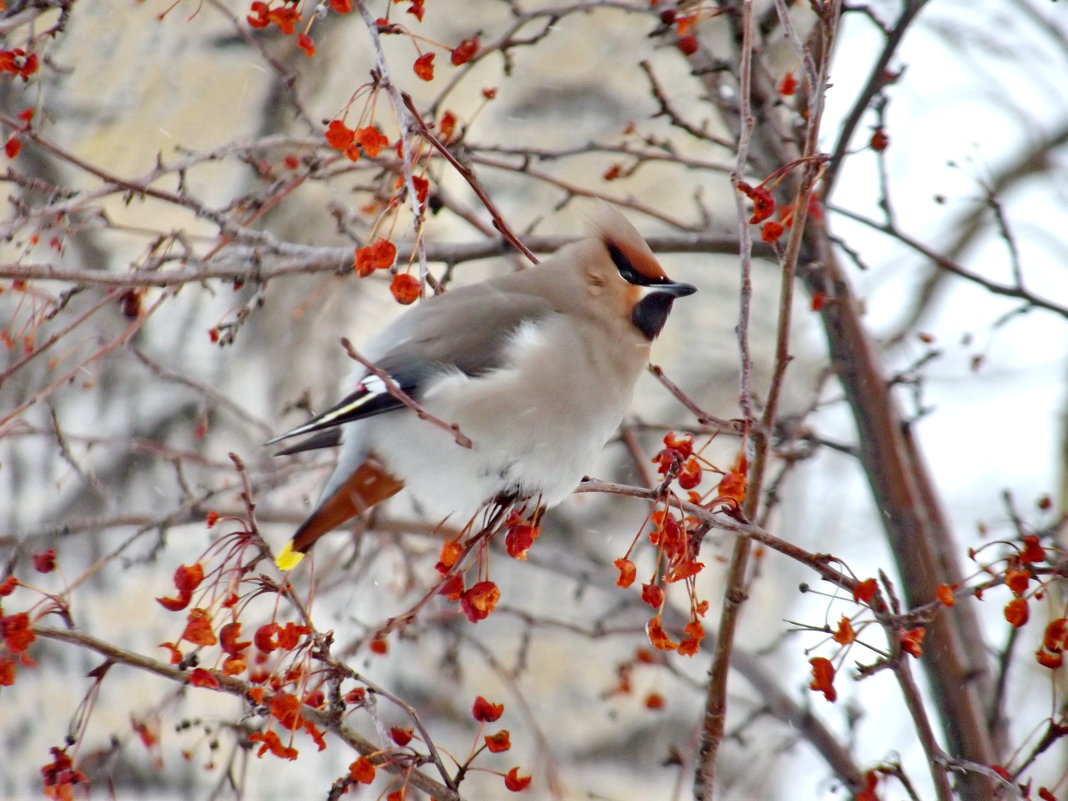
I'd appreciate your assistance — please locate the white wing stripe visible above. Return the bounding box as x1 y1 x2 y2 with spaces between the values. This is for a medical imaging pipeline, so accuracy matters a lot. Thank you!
266 377 391 444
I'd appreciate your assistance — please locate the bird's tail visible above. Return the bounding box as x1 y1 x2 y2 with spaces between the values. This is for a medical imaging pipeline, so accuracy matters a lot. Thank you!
276 457 402 570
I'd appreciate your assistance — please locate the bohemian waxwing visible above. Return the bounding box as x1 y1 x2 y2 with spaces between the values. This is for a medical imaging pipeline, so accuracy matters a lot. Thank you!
270 204 695 568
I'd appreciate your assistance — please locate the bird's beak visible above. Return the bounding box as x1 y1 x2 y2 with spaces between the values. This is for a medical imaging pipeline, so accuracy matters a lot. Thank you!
654 279 697 298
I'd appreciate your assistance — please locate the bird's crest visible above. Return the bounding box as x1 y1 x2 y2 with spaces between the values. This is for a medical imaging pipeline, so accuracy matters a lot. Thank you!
588 203 669 286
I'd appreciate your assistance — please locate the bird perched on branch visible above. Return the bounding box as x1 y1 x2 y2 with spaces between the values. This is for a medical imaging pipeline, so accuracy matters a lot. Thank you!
270 205 695 569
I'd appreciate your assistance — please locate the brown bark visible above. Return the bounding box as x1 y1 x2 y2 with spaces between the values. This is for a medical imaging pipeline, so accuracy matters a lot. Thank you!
801 238 999 797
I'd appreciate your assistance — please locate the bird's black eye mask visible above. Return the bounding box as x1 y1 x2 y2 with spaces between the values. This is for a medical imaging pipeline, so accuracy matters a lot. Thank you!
605 239 695 339
606 241 683 289
606 241 653 286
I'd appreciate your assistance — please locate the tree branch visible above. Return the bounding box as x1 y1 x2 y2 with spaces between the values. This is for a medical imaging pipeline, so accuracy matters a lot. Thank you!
34 626 465 801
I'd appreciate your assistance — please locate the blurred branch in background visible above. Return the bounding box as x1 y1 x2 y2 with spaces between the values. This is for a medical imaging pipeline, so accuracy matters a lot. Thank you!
2 1 1067 800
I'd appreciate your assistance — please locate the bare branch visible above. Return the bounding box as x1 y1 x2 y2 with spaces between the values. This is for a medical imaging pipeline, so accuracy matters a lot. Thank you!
833 204 1068 319
34 626 466 801
400 91 538 264
339 338 473 449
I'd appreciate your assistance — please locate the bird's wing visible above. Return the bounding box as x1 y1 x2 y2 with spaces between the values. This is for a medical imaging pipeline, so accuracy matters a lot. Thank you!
265 360 428 445
379 286 557 376
271 428 341 454
268 288 555 448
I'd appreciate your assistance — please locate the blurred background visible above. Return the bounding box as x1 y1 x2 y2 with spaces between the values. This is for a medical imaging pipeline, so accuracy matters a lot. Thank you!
1 0 1067 798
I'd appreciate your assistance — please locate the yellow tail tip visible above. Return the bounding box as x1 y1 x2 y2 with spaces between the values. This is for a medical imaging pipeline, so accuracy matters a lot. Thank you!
275 541 305 571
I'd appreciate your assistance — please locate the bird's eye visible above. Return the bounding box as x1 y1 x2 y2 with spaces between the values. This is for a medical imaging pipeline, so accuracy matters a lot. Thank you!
605 242 644 285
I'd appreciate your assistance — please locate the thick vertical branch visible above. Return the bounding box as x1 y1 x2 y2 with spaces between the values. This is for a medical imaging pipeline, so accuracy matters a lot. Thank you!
809 4 1006 783
691 0 999 794
694 3 836 798
693 7 757 798
801 240 998 797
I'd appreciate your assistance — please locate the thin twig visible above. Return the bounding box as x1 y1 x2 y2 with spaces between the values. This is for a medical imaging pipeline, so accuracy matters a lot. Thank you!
339 338 473 449
822 0 928 195
48 407 110 503
647 364 744 433
354 0 429 281
400 92 538 265
34 626 466 801
0 290 114 384
576 479 866 598
619 425 657 489
132 347 275 439
695 2 758 797
639 59 734 150
0 233 750 288
203 0 316 131
0 288 175 433
697 2 841 795
470 153 694 229
320 655 459 792
832 204 1068 319
498 545 867 793
870 577 954 801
